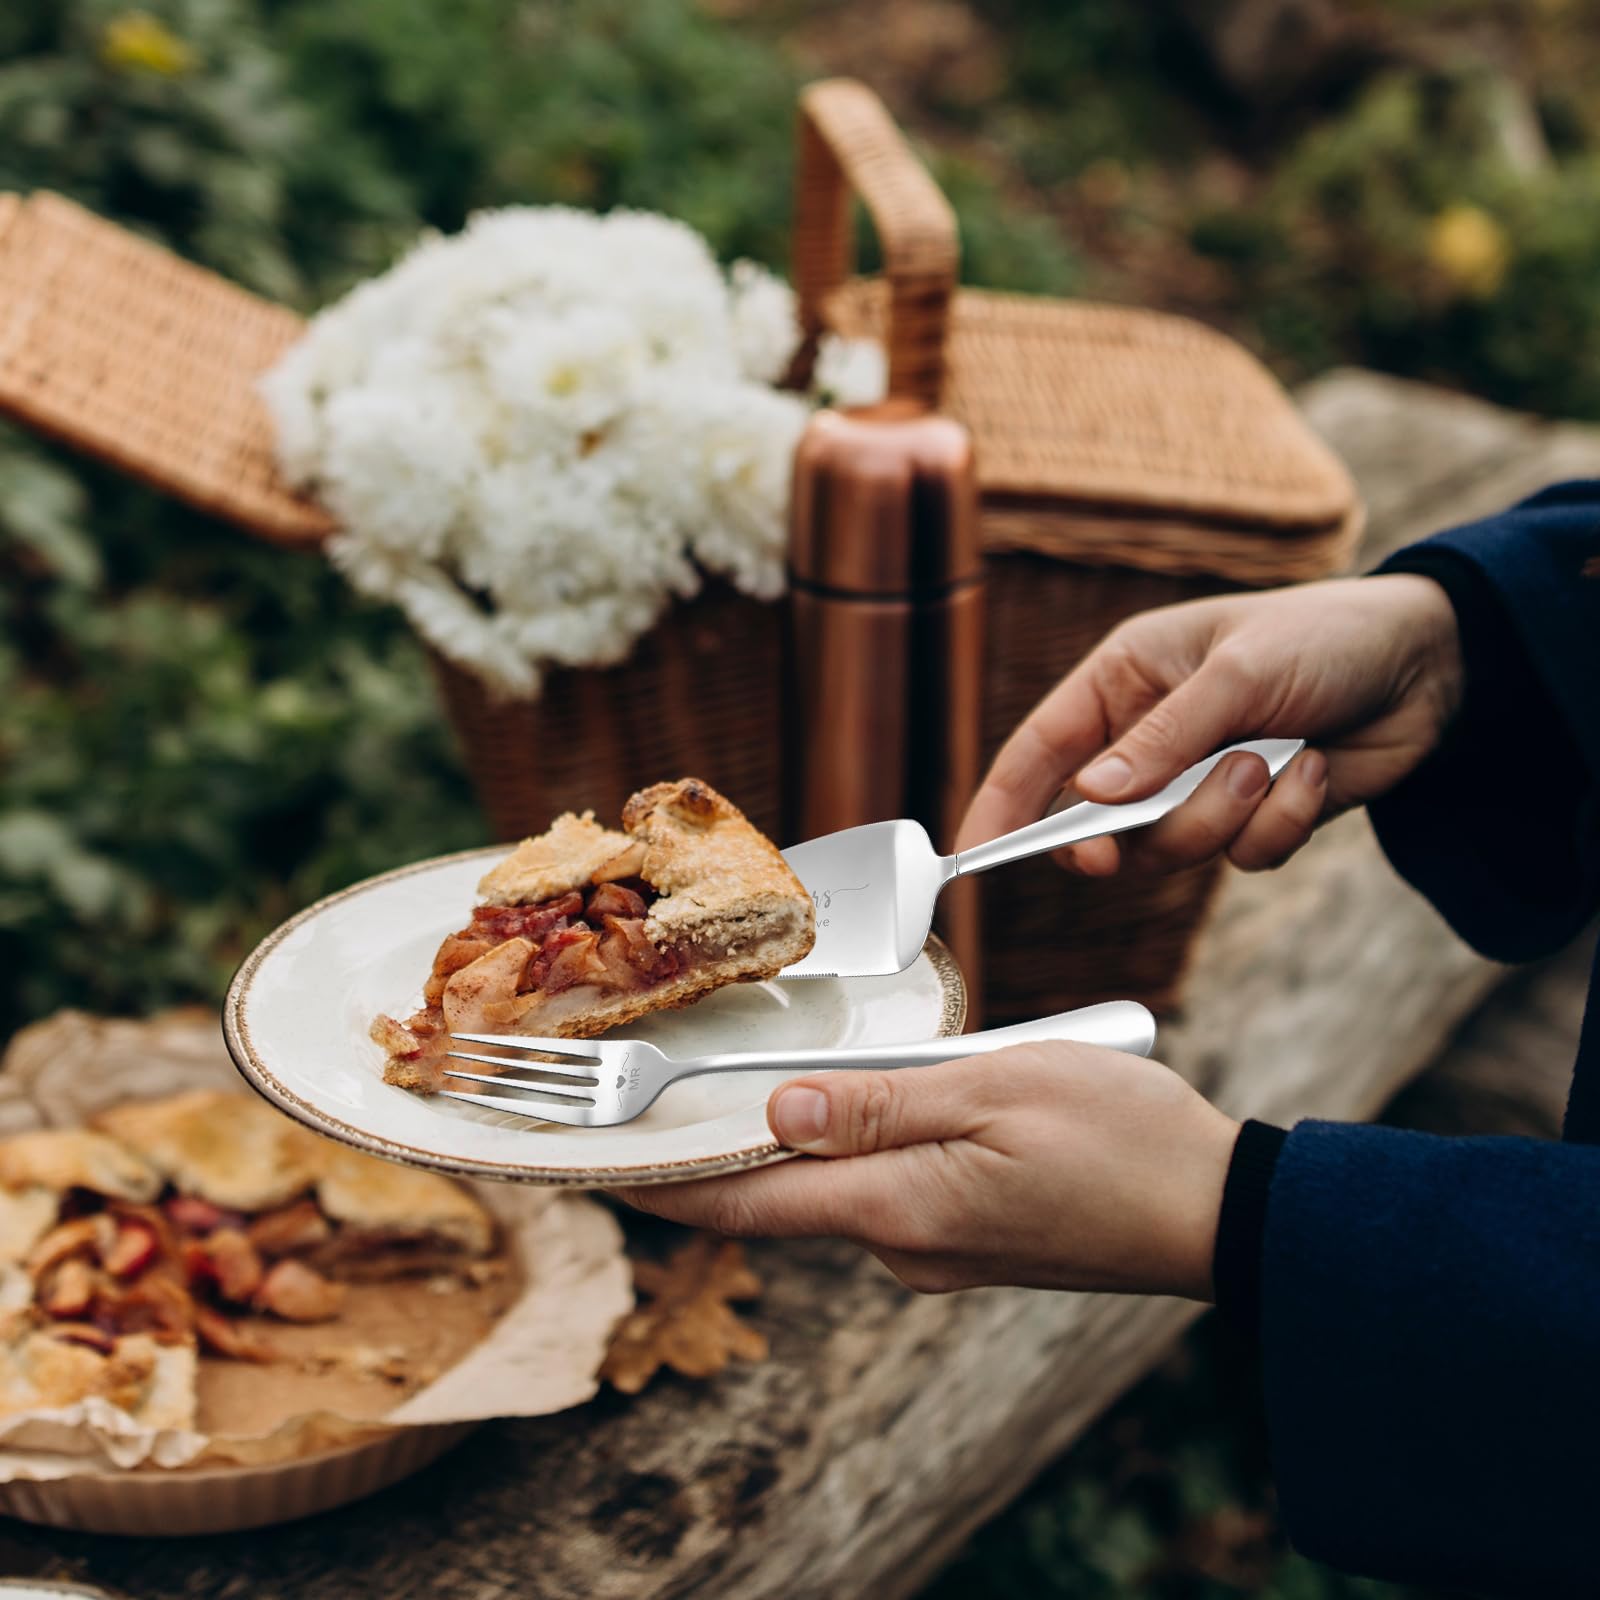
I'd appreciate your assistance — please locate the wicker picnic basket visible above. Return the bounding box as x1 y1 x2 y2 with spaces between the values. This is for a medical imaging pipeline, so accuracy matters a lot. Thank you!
786 81 1362 1019
0 80 1359 1021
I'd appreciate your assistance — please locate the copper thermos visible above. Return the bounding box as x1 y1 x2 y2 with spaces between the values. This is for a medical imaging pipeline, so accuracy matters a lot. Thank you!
783 401 985 998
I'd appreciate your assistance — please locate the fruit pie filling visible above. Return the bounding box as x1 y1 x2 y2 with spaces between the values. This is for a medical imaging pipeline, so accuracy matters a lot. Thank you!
28 1192 348 1363
423 879 683 1009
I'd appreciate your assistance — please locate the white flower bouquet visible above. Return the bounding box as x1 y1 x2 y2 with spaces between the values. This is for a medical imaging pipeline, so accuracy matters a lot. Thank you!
261 206 884 698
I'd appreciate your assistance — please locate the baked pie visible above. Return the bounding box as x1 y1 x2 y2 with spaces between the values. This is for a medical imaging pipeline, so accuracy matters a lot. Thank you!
375 779 815 1092
0 1093 502 1429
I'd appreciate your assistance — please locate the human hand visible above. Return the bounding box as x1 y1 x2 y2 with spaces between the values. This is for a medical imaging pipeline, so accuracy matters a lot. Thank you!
958 574 1463 877
613 1043 1237 1301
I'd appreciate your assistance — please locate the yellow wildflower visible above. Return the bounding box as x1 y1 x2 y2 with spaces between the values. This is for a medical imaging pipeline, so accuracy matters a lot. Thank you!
1427 204 1510 300
101 12 196 77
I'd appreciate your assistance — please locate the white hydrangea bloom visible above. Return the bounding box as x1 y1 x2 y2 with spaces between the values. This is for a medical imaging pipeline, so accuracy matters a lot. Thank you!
260 204 865 696
255 344 321 486
481 306 645 446
320 386 478 561
728 260 801 384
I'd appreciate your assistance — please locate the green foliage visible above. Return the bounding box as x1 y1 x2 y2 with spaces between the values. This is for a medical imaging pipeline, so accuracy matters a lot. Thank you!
0 425 481 1033
970 0 1210 184
0 0 414 303
0 0 1078 1038
272 0 803 276
270 0 1074 291
1192 64 1600 416
0 4 465 1037
933 153 1080 295
958 3 1600 420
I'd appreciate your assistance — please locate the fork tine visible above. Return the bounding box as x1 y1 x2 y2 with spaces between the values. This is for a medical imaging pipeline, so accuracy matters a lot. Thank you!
437 1087 598 1125
442 1063 597 1094
443 1047 598 1082
448 1032 603 1060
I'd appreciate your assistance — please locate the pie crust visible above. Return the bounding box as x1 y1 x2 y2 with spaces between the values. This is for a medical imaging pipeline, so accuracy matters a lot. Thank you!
0 1130 162 1205
377 778 815 1091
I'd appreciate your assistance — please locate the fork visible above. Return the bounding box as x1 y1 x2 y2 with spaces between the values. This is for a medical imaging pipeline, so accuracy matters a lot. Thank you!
434 1001 1158 1127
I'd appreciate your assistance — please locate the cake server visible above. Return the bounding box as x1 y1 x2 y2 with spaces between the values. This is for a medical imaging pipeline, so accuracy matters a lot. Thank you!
438 1002 1157 1127
778 738 1305 979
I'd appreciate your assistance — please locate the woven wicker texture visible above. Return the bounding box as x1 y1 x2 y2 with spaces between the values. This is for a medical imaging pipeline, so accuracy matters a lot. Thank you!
796 79 1362 583
792 78 957 407
431 586 786 845
977 559 1234 1019
0 192 330 545
826 278 1363 576
979 498 1364 587
0 86 1363 1017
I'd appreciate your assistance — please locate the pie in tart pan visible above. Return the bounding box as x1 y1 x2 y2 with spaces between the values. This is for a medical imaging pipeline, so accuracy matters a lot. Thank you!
0 1011 631 1534
0 1424 477 1535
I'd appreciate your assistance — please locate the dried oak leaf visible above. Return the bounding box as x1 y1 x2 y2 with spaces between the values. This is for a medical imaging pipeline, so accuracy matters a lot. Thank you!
602 1235 767 1395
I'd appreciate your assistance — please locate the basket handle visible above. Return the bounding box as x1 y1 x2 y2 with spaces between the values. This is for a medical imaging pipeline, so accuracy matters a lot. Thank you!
791 78 958 407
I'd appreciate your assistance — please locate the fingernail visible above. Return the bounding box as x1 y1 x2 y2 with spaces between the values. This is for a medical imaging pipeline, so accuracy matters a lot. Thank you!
772 1086 830 1148
1228 754 1269 800
1299 749 1328 787
1079 754 1132 797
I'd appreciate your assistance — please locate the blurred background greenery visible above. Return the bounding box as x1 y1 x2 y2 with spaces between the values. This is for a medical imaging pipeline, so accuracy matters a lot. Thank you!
2 0 1590 1591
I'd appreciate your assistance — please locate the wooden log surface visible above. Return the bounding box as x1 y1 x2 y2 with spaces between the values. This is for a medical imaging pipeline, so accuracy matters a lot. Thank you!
10 370 1600 1600
1389 927 1595 1141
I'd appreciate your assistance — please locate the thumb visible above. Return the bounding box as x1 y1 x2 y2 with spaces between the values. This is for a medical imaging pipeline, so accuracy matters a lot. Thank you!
1075 666 1254 804
768 1064 978 1157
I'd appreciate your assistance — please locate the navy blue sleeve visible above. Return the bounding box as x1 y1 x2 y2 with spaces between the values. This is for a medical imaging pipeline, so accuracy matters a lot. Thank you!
1252 488 1600 1593
1262 1121 1600 1596
1370 481 1600 961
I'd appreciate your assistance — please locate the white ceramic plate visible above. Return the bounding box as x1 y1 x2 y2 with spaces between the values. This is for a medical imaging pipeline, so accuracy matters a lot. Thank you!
224 846 965 1186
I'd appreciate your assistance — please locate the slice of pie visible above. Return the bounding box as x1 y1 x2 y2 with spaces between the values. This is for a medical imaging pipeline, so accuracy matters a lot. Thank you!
375 778 815 1092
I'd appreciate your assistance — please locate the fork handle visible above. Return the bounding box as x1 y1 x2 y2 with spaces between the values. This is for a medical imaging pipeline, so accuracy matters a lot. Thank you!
683 1001 1157 1077
948 738 1304 879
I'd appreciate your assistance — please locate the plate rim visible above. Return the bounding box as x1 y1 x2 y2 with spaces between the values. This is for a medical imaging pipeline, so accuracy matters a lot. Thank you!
223 845 966 1186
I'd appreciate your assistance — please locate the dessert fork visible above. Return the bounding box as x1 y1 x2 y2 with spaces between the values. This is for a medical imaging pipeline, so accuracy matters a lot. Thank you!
435 1001 1157 1128
779 738 1305 979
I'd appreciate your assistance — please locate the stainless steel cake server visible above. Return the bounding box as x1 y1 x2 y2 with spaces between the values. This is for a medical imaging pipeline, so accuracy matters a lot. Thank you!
778 738 1304 979
437 1001 1157 1127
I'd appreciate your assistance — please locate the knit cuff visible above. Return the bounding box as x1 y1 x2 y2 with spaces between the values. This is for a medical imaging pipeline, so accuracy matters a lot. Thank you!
1213 1118 1288 1341
1374 546 1529 743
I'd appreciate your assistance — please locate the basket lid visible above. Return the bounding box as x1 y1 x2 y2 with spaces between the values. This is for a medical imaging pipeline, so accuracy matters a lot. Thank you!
0 192 331 546
824 279 1362 580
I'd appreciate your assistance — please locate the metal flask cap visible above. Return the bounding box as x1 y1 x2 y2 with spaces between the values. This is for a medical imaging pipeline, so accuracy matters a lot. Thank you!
789 400 980 596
